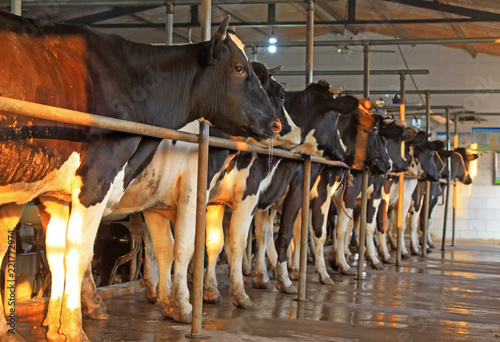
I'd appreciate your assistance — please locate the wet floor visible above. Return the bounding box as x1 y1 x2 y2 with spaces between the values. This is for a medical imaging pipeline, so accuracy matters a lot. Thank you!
17 241 500 341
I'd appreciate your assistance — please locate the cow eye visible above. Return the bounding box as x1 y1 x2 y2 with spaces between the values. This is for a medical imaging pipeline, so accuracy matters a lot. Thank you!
234 65 245 75
280 94 286 101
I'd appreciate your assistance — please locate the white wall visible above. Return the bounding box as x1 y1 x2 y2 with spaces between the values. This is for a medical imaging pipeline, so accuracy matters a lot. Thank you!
252 30 500 240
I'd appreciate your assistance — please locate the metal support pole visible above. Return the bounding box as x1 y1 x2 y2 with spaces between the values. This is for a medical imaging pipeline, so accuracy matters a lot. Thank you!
298 155 311 301
441 108 451 251
305 0 314 86
422 91 431 257
452 114 459 246
165 1 174 46
11 0 21 15
250 44 258 62
363 44 370 100
297 0 314 302
188 0 210 337
356 170 369 279
396 73 406 266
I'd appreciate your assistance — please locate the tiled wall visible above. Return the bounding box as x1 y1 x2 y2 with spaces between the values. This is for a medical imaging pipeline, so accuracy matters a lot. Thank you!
256 30 500 240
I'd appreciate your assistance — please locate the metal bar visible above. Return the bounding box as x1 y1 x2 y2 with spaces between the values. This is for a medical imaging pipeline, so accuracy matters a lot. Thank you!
422 91 431 257
383 0 500 20
396 72 406 266
384 105 463 110
278 69 429 76
452 114 459 247
298 155 311 301
356 170 369 279
165 1 174 46
347 0 356 21
10 0 21 15
63 5 158 25
4 0 339 6
89 17 500 29
363 44 370 99
248 37 500 47
189 0 210 337
267 3 276 22
442 108 451 251
343 89 500 95
305 0 314 86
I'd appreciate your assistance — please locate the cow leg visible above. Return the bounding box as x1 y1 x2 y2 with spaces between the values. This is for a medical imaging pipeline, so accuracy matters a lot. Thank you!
141 225 159 304
399 189 414 259
311 192 335 285
366 198 383 270
410 207 422 256
265 211 279 279
81 265 109 320
289 211 301 281
37 198 70 342
204 204 225 304
228 199 258 309
143 210 174 309
334 208 355 275
0 203 25 339
344 219 355 264
59 197 109 342
253 209 274 290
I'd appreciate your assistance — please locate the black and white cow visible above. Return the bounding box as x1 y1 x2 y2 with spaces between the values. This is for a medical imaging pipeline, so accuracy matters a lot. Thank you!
412 147 478 251
204 81 360 309
0 12 280 341
377 132 444 262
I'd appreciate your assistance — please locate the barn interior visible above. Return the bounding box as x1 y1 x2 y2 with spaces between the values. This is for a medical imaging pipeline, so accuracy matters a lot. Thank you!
1 1 500 341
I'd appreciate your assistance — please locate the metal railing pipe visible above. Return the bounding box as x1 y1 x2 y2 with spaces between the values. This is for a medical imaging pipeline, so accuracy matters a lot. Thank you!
356 170 369 279
396 72 406 266
298 155 311 300
278 69 429 76
442 108 451 251
452 113 459 246
422 91 431 257
165 1 174 46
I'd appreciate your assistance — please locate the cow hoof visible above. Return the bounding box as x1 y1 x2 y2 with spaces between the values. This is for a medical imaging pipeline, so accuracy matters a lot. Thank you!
347 255 356 264
0 333 26 342
370 261 384 270
383 257 396 265
319 275 335 285
289 269 300 281
252 274 271 290
340 267 356 276
163 300 192 323
242 266 252 277
203 287 223 304
276 281 298 294
402 253 411 259
59 329 90 342
428 242 435 249
86 306 110 320
232 292 254 309
141 280 157 304
46 330 66 342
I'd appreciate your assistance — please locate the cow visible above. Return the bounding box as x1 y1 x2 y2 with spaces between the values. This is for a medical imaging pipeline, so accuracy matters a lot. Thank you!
412 147 478 251
0 12 280 341
204 81 360 309
376 132 444 262
287 117 410 280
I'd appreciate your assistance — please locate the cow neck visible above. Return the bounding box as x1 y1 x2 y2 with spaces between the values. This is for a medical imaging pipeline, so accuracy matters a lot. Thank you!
125 42 204 129
435 151 447 176
337 111 357 167
351 110 375 170
452 151 469 183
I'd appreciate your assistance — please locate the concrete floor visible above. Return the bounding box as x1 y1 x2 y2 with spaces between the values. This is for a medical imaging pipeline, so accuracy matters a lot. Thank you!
17 241 500 341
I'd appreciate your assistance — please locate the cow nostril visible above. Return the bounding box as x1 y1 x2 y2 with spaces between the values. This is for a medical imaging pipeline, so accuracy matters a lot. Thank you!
272 120 282 135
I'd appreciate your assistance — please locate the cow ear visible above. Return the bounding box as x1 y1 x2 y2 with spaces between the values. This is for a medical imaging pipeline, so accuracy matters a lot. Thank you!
331 95 359 114
268 65 282 75
380 121 404 139
401 127 418 141
467 153 479 161
427 140 444 151
439 149 454 158
209 15 231 64
409 131 428 145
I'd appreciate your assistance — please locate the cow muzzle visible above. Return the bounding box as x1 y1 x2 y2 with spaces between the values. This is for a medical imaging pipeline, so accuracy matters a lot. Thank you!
272 119 282 135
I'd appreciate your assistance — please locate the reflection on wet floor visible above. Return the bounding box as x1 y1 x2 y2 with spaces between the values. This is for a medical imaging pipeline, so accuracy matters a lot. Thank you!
17 241 500 341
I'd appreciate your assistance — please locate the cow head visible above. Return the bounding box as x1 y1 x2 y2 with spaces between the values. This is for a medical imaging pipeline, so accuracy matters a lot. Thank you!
286 81 359 161
384 122 416 173
408 132 443 181
251 62 302 148
435 148 454 179
195 16 281 140
452 147 478 184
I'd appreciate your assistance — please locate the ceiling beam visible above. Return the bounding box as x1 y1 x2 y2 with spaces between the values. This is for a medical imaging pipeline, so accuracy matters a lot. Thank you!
441 8 477 58
365 0 413 39
314 3 359 35
347 0 356 21
90 17 500 29
382 0 500 20
63 5 159 24
0 0 341 8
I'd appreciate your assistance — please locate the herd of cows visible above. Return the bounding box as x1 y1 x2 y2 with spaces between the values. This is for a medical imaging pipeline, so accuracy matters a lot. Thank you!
0 11 478 342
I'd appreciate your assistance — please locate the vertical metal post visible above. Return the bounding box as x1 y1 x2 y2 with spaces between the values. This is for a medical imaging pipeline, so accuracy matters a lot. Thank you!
250 44 258 62
356 170 369 279
452 114 458 246
297 0 314 302
305 0 314 86
188 0 210 337
441 108 451 251
165 1 174 46
298 155 311 301
363 44 370 100
422 92 431 257
396 73 406 266
11 0 21 15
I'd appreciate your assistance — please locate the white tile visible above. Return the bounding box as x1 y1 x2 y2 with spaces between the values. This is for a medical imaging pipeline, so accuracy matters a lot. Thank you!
486 198 500 209
466 197 487 209
485 220 500 232
477 231 497 240
460 231 478 239
468 220 486 231
454 219 469 231
477 209 495 221
456 208 478 220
